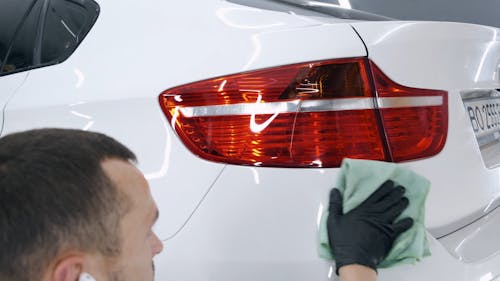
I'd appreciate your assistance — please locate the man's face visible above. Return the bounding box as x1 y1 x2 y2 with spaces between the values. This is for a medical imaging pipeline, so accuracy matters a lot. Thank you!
100 159 164 281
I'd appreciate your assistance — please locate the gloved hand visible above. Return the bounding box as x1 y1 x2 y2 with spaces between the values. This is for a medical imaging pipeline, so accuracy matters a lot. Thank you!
327 180 414 273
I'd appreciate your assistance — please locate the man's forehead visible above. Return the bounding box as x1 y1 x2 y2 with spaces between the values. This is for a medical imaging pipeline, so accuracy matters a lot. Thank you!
101 158 154 211
101 159 149 191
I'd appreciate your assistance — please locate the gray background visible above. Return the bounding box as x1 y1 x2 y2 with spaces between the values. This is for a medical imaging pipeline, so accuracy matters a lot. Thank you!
344 0 500 28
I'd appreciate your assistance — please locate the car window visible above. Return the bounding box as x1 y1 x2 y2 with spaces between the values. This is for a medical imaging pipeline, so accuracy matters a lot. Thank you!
40 0 98 65
0 0 99 77
0 0 39 72
1 0 44 74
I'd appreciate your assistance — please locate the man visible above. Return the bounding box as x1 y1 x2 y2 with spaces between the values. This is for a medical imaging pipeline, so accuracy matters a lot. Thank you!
0 128 410 281
0 129 163 281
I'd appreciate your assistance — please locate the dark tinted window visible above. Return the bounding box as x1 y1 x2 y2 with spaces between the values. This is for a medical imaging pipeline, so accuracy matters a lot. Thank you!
0 0 99 76
1 0 44 74
0 0 38 71
41 0 98 64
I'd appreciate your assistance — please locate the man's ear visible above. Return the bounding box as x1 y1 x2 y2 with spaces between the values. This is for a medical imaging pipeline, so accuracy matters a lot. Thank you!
51 255 84 281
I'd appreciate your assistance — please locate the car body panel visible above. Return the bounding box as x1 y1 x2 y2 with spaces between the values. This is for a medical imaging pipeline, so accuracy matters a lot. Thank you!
0 72 27 132
155 165 500 281
152 16 500 281
440 202 500 263
1 0 367 240
351 21 500 237
351 21 500 90
2 0 500 280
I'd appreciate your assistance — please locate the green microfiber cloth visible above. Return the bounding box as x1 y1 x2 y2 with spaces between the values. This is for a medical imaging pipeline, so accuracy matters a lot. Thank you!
318 158 431 268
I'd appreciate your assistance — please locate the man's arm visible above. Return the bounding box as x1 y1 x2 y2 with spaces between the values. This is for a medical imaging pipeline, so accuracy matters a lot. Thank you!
339 264 377 281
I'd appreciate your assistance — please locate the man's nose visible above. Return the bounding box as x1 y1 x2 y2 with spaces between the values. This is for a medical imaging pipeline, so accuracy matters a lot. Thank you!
152 233 164 256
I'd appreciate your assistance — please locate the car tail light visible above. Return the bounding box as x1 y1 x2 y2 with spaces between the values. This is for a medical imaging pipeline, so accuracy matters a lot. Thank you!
371 62 448 162
159 58 447 167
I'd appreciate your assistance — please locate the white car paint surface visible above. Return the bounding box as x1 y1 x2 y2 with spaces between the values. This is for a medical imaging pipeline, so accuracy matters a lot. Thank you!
0 72 27 130
1 0 500 280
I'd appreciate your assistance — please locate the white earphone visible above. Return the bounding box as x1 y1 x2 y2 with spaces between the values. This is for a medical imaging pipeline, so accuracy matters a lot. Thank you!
78 272 97 281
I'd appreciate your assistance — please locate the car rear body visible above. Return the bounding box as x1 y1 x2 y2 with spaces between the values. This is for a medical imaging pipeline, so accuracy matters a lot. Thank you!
1 0 500 280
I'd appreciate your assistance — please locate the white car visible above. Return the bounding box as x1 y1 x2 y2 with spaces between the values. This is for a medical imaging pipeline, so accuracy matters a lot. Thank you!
1 0 500 280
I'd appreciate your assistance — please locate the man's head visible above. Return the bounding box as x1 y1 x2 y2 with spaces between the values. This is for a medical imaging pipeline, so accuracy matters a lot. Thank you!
0 128 163 281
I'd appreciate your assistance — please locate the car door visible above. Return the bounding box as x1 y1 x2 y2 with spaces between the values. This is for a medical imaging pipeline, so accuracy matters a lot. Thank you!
0 0 44 134
0 0 99 135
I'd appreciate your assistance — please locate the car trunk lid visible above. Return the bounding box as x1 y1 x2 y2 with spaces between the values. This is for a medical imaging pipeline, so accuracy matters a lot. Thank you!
352 21 500 237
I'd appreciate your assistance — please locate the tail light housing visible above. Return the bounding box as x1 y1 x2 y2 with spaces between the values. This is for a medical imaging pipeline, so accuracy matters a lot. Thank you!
159 58 447 167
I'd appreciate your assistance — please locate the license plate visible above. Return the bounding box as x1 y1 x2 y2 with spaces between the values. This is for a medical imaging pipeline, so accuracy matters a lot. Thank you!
462 90 500 147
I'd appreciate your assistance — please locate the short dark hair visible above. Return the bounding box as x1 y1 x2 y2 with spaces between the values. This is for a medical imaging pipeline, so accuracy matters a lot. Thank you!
0 128 137 281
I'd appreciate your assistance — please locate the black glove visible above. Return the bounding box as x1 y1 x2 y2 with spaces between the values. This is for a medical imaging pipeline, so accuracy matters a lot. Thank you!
327 180 414 273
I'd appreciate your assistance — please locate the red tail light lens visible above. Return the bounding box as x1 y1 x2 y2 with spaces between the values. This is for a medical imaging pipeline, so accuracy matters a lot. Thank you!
371 62 448 162
159 58 448 167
